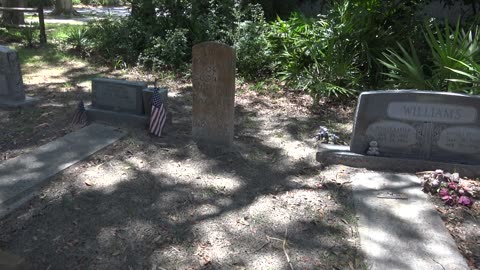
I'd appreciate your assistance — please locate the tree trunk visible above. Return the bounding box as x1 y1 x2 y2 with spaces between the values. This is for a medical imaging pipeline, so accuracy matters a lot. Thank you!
52 0 76 16
2 0 25 25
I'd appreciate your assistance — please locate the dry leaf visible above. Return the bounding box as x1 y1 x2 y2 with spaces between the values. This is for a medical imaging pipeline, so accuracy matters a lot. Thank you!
84 180 94 186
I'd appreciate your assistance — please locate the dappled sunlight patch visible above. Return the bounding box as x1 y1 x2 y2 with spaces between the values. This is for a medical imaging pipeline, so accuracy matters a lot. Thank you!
73 159 133 192
248 252 286 269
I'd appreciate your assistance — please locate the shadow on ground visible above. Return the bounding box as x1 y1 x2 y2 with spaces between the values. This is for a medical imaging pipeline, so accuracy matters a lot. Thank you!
0 86 364 269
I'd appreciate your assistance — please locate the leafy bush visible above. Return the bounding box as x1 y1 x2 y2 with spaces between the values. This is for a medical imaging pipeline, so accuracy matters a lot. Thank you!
380 20 480 94
20 23 39 48
234 4 272 80
265 0 425 102
268 11 360 102
139 28 189 71
64 27 91 55
86 17 152 66
191 0 236 45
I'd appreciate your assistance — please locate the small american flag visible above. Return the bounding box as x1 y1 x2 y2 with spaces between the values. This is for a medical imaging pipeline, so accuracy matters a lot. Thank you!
71 100 87 126
149 88 167 136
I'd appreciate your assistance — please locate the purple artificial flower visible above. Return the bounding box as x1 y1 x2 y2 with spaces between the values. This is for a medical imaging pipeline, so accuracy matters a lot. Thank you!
458 196 473 206
438 188 449 197
441 195 453 204
442 194 458 206
431 179 440 188
448 181 458 191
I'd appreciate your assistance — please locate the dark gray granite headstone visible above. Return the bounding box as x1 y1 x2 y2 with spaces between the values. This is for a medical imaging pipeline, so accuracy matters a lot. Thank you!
0 46 25 102
351 90 480 164
91 78 146 115
192 42 236 146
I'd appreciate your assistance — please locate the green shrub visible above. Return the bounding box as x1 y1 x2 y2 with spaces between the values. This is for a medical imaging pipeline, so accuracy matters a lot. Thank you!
191 0 236 45
64 27 91 55
234 4 272 80
268 11 359 102
86 17 152 66
380 19 480 93
20 23 39 47
138 28 189 71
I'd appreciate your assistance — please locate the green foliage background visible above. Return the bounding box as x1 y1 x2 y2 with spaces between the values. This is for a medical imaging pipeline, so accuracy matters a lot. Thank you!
57 0 480 101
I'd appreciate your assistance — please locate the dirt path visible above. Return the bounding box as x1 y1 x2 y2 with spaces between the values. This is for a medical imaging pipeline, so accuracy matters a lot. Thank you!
0 59 364 269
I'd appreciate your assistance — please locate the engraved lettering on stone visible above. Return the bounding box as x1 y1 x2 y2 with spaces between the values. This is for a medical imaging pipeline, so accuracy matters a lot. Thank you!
192 63 218 93
437 126 480 154
387 102 476 124
94 85 137 110
366 121 417 148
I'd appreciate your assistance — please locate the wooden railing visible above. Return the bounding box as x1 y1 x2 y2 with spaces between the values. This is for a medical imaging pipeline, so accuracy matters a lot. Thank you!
0 5 47 44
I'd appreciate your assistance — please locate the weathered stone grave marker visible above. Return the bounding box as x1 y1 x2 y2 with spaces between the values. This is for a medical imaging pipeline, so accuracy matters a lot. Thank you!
86 78 171 130
86 78 148 128
0 45 36 108
192 42 236 146
91 78 146 115
351 90 480 164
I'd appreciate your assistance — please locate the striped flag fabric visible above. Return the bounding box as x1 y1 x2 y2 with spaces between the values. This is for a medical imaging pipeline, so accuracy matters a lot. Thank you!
149 88 167 136
71 100 87 126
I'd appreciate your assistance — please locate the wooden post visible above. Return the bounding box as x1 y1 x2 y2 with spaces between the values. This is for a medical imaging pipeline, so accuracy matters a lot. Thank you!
38 5 46 44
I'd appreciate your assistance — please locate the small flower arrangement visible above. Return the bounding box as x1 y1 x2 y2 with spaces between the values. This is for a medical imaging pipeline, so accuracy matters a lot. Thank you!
315 126 339 144
421 170 477 207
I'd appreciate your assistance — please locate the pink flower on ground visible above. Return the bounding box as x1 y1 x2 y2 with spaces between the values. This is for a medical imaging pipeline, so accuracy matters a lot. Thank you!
442 195 452 203
438 188 449 197
448 182 457 191
458 196 473 206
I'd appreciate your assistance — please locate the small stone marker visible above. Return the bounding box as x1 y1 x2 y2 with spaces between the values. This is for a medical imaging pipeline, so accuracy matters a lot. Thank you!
87 78 152 128
351 90 480 164
92 78 146 115
192 42 236 146
0 46 36 108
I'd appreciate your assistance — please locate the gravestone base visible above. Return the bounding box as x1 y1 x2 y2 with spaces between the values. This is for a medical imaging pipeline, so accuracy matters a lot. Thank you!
86 105 172 131
86 105 149 129
317 144 480 178
0 96 39 108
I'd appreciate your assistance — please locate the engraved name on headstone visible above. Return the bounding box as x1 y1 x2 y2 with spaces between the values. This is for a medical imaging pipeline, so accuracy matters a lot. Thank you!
387 102 477 124
91 78 146 115
351 90 480 164
365 121 417 148
437 127 480 154
192 42 236 146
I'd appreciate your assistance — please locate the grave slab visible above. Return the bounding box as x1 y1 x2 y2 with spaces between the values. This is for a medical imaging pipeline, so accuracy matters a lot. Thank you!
0 124 125 218
85 105 149 129
352 171 469 270
0 96 39 108
317 144 480 178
